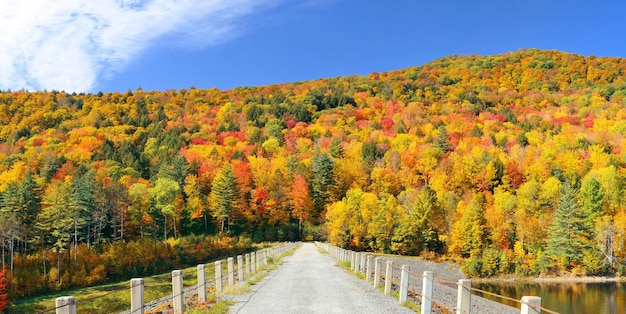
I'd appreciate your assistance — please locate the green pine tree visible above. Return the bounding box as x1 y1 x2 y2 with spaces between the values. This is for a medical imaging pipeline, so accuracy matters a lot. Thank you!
210 165 238 233
311 151 335 221
545 182 587 268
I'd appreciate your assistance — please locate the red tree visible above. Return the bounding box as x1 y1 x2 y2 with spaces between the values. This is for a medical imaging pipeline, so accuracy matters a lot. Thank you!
0 266 8 311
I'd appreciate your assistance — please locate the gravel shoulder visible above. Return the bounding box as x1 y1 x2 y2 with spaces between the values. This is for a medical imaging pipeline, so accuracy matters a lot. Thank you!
226 242 414 314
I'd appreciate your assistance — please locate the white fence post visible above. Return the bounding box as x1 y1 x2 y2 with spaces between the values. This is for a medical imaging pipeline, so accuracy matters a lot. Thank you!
399 265 409 304
130 278 144 314
365 255 372 282
384 260 393 295
520 296 542 314
456 279 471 314
373 257 381 288
251 252 257 273
215 261 223 294
245 253 251 276
197 264 206 303
237 255 245 282
55 296 76 314
421 271 433 314
228 257 235 286
172 270 184 314
360 253 366 273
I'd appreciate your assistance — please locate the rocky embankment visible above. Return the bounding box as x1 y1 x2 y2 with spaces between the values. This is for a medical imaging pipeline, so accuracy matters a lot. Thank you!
373 255 519 314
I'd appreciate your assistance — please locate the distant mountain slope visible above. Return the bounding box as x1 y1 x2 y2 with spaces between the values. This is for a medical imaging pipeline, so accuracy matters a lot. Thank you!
1 49 626 298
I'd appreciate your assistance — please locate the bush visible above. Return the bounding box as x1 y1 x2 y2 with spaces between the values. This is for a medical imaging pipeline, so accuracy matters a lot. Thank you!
464 257 483 277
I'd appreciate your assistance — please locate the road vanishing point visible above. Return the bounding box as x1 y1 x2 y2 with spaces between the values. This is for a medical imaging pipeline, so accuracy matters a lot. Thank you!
228 242 414 314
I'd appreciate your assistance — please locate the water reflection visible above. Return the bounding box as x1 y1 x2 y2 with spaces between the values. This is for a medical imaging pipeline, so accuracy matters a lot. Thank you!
474 281 625 314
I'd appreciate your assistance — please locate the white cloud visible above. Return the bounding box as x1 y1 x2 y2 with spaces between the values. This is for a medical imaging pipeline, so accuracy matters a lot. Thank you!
0 0 278 92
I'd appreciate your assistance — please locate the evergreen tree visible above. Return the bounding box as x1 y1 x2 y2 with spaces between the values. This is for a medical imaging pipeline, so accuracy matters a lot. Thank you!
392 186 441 255
579 177 605 232
20 171 42 247
545 182 587 268
210 165 238 233
434 125 452 153
328 137 345 159
310 151 334 221
37 180 75 284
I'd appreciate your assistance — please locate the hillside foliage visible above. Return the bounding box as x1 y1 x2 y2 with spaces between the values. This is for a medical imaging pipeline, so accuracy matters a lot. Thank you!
2 49 626 300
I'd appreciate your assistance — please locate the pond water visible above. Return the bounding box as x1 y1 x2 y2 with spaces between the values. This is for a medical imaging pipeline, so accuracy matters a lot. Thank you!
474 281 626 314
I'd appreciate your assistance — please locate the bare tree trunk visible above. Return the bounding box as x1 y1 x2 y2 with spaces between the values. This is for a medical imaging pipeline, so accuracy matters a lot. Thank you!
173 217 177 239
74 218 78 268
163 215 168 240
10 239 14 301
56 247 61 284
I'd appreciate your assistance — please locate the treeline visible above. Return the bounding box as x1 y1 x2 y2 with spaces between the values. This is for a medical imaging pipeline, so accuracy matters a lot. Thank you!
8 236 250 298
0 49 626 302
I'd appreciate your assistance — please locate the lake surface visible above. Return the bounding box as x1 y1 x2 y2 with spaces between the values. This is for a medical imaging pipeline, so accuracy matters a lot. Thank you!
474 281 625 314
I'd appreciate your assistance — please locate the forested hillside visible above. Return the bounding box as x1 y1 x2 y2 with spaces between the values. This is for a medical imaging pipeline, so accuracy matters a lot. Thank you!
1 49 626 299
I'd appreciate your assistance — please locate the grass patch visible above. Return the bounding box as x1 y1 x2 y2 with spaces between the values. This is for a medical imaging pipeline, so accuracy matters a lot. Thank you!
185 293 235 314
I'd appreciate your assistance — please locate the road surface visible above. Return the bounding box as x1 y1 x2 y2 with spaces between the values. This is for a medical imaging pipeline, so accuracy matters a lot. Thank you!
228 242 414 313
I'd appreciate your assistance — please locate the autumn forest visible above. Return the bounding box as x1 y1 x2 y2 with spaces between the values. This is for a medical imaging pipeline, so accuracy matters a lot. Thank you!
1 49 626 303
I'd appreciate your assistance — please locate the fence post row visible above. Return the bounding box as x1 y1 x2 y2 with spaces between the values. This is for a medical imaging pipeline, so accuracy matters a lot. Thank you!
130 278 144 314
320 243 555 314
52 244 301 314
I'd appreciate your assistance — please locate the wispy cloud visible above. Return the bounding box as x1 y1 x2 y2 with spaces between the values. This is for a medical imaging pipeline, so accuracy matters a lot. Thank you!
0 0 278 92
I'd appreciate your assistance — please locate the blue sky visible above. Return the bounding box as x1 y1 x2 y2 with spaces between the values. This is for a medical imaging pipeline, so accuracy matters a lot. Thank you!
1 0 624 93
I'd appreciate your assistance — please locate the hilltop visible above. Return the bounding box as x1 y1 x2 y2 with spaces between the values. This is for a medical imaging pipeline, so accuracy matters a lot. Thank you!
1 49 625 299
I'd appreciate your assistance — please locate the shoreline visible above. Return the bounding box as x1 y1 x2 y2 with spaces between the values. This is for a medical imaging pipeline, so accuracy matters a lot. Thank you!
471 275 626 284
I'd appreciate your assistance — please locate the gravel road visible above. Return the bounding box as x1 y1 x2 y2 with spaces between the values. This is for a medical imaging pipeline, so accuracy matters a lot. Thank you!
227 242 414 314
